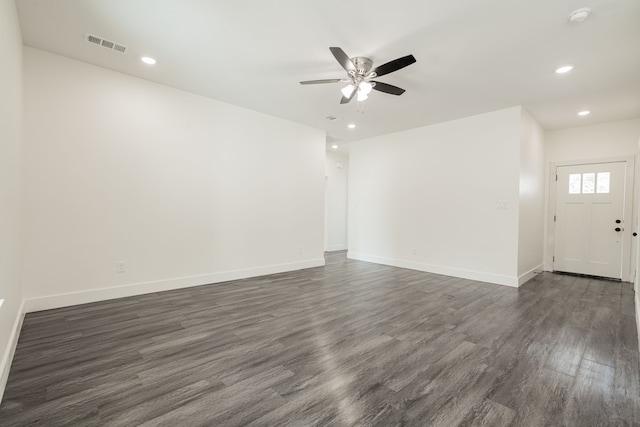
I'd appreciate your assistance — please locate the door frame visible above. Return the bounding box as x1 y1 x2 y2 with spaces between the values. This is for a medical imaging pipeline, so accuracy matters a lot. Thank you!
547 155 636 282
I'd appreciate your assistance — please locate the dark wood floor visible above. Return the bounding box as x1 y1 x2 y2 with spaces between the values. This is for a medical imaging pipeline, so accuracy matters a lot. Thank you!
1 251 638 426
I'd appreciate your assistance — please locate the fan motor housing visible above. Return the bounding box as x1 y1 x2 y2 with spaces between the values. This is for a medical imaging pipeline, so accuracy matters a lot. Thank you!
352 57 373 75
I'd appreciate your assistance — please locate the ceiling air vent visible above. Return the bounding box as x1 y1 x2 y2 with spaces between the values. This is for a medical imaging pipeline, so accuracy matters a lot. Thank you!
85 33 128 54
113 44 127 53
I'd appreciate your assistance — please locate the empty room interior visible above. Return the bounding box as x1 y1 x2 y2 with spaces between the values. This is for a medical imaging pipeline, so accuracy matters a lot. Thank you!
1 0 640 425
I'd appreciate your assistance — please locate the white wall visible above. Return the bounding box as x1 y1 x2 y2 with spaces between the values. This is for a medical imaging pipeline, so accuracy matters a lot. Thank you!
0 0 24 401
543 118 640 272
348 107 523 286
546 119 640 162
517 109 545 284
22 48 326 310
325 151 349 251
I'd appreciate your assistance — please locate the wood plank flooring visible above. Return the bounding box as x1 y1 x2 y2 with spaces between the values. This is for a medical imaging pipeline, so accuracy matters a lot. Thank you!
1 251 639 426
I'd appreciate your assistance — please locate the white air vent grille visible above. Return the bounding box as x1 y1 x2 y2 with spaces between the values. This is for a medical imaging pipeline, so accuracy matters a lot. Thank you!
85 33 128 54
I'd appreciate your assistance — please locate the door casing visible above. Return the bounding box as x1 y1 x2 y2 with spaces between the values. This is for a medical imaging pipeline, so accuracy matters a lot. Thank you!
547 155 636 282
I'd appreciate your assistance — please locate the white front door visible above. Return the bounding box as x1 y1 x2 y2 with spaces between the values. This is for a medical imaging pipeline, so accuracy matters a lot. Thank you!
553 162 626 279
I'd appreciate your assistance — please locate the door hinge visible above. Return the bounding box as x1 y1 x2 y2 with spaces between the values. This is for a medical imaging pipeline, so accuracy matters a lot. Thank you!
555 174 558 181
554 215 556 222
553 256 555 262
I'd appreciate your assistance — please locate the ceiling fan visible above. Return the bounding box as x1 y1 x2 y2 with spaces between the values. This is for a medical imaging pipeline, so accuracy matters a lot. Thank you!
300 47 416 104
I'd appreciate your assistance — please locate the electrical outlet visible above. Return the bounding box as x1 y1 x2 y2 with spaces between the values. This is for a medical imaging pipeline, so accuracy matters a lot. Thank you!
116 262 125 273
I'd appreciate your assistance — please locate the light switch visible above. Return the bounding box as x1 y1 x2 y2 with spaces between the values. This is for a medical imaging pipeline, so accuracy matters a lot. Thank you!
496 200 509 210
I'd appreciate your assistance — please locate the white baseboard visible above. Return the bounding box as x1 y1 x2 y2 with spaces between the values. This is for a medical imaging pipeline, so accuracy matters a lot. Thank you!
0 299 25 404
347 252 519 288
24 258 325 313
518 264 544 286
326 244 348 252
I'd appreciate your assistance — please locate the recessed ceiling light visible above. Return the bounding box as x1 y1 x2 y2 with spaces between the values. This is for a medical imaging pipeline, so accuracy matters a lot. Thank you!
347 124 356 129
141 56 156 65
555 65 574 74
568 7 591 23
332 144 339 149
578 110 590 116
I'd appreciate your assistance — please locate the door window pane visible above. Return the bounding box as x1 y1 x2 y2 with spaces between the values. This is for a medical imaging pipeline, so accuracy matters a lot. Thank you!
597 172 610 193
569 174 581 194
582 173 595 194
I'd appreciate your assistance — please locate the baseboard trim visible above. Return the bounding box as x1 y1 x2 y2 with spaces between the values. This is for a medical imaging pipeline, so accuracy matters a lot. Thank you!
24 258 325 313
0 299 26 403
518 264 544 286
347 252 519 287
326 245 348 252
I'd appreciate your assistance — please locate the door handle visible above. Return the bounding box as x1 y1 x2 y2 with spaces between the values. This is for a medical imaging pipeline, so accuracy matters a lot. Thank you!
615 227 621 232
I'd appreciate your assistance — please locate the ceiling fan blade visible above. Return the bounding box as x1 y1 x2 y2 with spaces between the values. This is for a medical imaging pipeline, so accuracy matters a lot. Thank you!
371 81 406 96
371 54 416 77
330 47 356 73
300 79 343 85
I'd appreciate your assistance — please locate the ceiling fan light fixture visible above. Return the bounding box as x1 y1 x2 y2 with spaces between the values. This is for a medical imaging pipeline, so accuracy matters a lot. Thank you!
341 84 355 98
359 82 373 96
357 92 368 102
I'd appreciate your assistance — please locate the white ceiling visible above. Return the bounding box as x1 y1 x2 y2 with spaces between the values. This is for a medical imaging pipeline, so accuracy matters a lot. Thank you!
15 0 640 152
